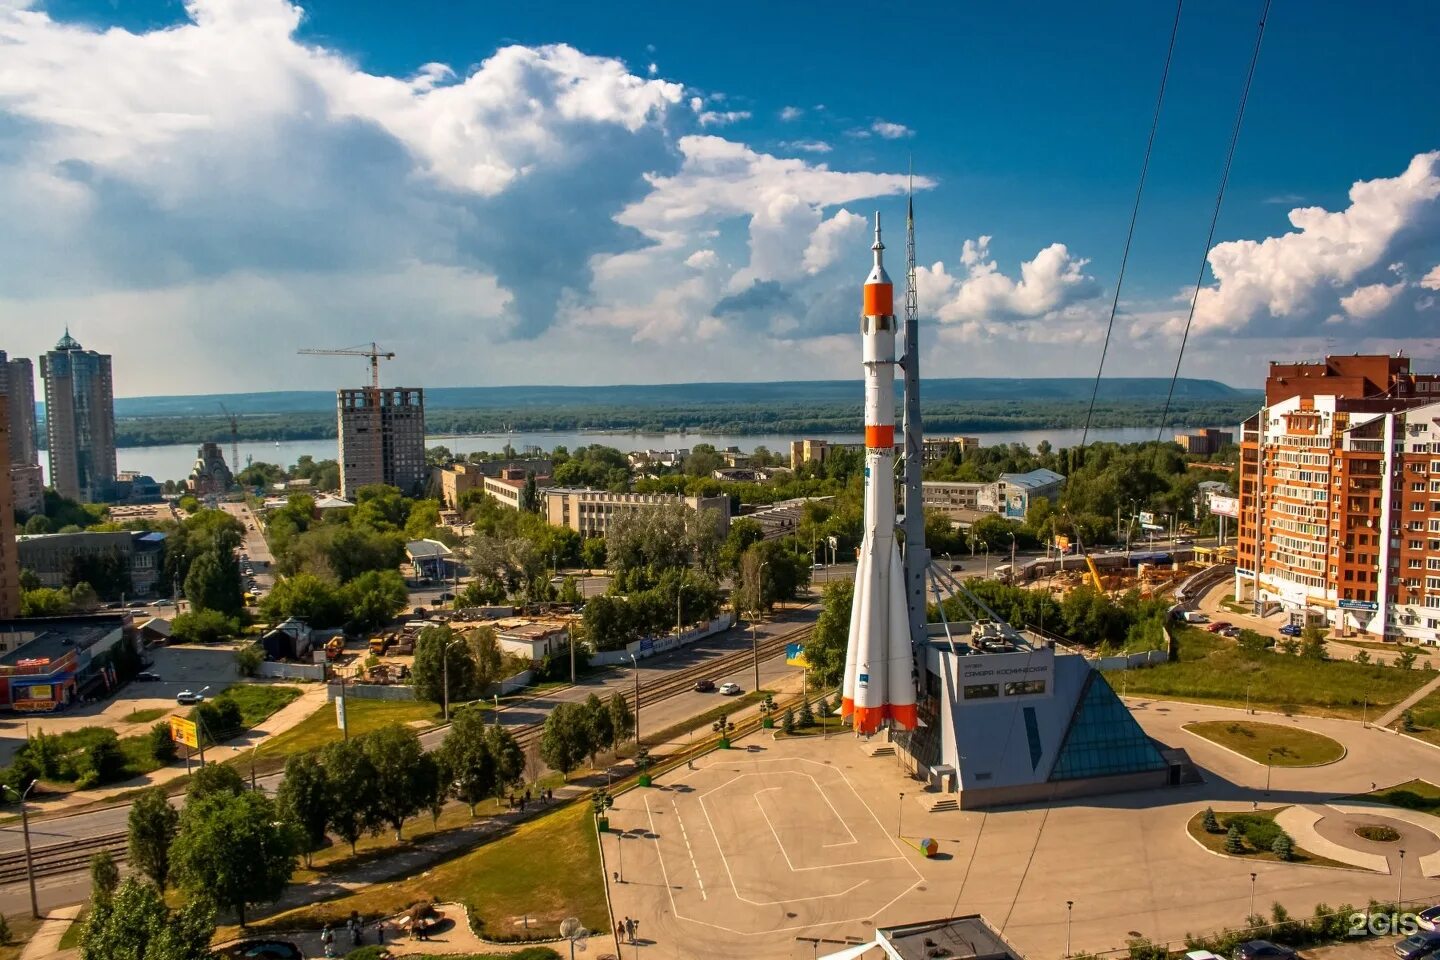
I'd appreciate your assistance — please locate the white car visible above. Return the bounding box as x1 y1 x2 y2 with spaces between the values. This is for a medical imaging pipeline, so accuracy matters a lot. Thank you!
719 682 742 696
1418 905 1440 932
175 690 205 705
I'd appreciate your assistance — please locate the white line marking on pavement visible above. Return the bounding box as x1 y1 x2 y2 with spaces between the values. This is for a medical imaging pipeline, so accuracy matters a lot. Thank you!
670 797 706 900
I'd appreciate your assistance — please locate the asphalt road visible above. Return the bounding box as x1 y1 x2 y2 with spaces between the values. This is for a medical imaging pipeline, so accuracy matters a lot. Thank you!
0 607 814 913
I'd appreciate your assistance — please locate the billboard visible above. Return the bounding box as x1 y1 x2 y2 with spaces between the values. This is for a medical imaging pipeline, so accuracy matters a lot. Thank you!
169 716 199 749
785 643 810 668
955 650 1055 706
1207 493 1240 519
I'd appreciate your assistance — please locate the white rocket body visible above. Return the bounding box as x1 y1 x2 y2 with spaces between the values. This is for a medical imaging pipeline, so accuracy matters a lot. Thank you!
841 215 918 736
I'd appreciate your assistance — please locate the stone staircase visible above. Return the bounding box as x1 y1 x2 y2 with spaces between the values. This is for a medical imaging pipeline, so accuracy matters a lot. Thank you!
918 793 960 814
862 740 896 758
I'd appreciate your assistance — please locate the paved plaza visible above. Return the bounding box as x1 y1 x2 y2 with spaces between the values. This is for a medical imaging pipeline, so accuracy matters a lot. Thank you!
600 700 1440 960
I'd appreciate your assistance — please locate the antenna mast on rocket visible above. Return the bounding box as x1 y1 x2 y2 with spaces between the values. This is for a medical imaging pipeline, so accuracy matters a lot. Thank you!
901 165 929 663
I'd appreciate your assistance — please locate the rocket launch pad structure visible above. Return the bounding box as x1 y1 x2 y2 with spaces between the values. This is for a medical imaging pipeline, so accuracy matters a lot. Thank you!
841 213 921 736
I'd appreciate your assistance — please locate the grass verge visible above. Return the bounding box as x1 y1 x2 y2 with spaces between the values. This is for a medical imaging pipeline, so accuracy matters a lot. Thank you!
1187 808 1352 869
1394 688 1440 746
640 690 774 748
0 914 44 960
229 698 443 779
211 684 302 730
1350 779 1440 816
1183 720 1345 766
1105 626 1433 719
250 799 607 941
121 707 169 724
57 910 87 950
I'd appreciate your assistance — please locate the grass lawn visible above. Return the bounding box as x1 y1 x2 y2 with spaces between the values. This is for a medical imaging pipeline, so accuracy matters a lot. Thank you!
1183 720 1346 766
1395 688 1440 746
1351 779 1440 816
57 910 87 950
235 698 443 778
1187 808 1352 869
252 799 607 941
344 951 560 960
1105 626 1433 719
121 707 170 724
210 684 303 729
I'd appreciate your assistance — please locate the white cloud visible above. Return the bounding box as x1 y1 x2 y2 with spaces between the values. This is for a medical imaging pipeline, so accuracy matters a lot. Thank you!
871 120 912 139
934 237 1098 323
803 209 866 275
1194 151 1440 333
781 140 832 154
647 62 658 76
1421 264 1440 290
684 249 719 269
779 106 804 121
1340 281 1406 319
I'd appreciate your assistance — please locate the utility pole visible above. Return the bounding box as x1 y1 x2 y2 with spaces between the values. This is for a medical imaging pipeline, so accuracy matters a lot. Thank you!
4 782 39 919
630 654 641 749
754 560 769 694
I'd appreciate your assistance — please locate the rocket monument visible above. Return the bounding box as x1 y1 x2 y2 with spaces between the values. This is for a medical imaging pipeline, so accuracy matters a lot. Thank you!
841 213 919 735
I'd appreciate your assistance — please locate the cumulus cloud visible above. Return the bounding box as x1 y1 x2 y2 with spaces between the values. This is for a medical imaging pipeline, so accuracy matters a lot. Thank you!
803 209 866 275
0 0 931 389
871 120 913 139
1421 264 1440 290
781 140 832 154
927 237 1099 323
779 106 804 121
1193 151 1440 335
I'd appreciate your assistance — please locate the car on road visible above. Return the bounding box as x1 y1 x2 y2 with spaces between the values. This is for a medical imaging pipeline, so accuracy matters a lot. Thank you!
154 599 173 607
1220 626 1242 638
1418 906 1440 932
1207 621 1232 633
127 600 149 609
693 679 716 693
136 671 162 682
1279 623 1303 637
1234 941 1299 960
175 689 205 704
1394 932 1440 960
438 591 455 601
719 682 742 696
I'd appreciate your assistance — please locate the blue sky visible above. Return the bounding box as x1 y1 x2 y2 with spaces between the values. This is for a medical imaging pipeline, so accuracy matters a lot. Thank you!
2 0 1438 395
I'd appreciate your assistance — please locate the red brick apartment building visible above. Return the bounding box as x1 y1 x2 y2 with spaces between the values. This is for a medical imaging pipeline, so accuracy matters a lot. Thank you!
1236 355 1440 644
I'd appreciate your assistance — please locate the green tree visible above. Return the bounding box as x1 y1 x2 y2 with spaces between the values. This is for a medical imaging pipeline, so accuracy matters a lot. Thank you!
487 725 525 798
608 692 635 748
805 580 853 687
234 644 263 677
127 787 179 890
782 706 795 734
798 697 814 728
259 573 344 628
84 733 125 786
1224 823 1245 854
1396 650 1417 671
79 877 216 960
171 790 297 926
90 850 120 903
1299 625 1328 660
1271 831 1294 861
436 707 497 816
148 723 177 765
171 609 240 644
186 762 245 800
362 723 426 840
184 546 244 617
583 693 614 766
19 587 71 617
275 755 330 866
415 752 445 826
1202 807 1220 834
539 701 591 781
411 624 479 704
580 537 607 570
1353 649 1372 666
321 738 378 854
340 569 409 633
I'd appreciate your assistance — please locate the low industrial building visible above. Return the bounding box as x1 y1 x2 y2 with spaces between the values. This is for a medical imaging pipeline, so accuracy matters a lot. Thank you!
922 480 988 520
0 613 137 712
991 469 1065 519
495 618 571 660
435 458 556 510
1174 428 1234 455
16 530 167 597
822 914 1024 960
922 435 980 463
543 487 730 538
260 617 313 661
405 539 456 581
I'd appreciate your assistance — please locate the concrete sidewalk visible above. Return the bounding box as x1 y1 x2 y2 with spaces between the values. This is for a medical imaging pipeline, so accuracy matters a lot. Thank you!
1375 672 1440 729
20 903 82 960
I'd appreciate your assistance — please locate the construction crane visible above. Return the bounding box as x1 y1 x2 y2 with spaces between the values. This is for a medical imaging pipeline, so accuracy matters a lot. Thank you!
298 342 395 390
217 402 240 480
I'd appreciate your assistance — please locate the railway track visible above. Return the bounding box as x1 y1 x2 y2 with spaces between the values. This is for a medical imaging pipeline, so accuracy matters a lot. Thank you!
0 623 811 885
0 832 129 885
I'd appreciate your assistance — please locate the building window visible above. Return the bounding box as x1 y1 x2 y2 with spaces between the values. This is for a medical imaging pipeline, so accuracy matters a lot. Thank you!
1005 680 1047 697
963 683 999 700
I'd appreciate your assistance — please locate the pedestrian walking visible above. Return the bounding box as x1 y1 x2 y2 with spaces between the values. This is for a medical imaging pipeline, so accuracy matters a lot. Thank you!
616 921 625 943
376 920 386 944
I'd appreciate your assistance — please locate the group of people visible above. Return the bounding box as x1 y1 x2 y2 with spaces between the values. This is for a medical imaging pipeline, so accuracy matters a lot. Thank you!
505 787 556 811
319 913 387 957
616 916 640 945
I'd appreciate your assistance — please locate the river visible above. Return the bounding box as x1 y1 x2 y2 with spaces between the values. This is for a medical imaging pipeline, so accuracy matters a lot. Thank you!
83 425 1212 485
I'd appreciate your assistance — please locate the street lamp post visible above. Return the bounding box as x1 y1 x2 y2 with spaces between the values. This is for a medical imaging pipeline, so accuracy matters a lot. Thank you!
980 542 990 578
752 560 770 695
3 782 39 918
1066 901 1074 957
442 637 464 722
1398 849 1406 907
896 792 905 838
1265 750 1274 796
1249 872 1257 920
493 693 500 728
630 654 641 749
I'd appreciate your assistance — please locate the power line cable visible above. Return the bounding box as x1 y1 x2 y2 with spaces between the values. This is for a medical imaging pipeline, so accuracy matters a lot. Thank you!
1152 0 1272 456
1079 0 1185 454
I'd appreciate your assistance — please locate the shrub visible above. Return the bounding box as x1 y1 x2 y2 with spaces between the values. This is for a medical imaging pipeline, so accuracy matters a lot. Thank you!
781 706 795 734
1224 824 1244 854
171 609 239 644
82 733 126 786
235 644 264 677
343 947 386 960
798 698 815 727
1271 831 1294 861
1202 807 1220 833
148 723 178 764
0 912 10 944
816 694 831 718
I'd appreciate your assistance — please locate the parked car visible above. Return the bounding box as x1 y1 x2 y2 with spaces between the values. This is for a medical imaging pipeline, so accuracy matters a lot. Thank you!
951 564 964 571
1394 932 1440 960
1418 906 1440 932
1207 621 1232 633
127 600 149 609
1234 941 1298 960
136 671 162 682
693 679 716 693
154 599 173 607
175 690 205 705
1279 623 1303 637
1220 626 1242 638
719 682 742 696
